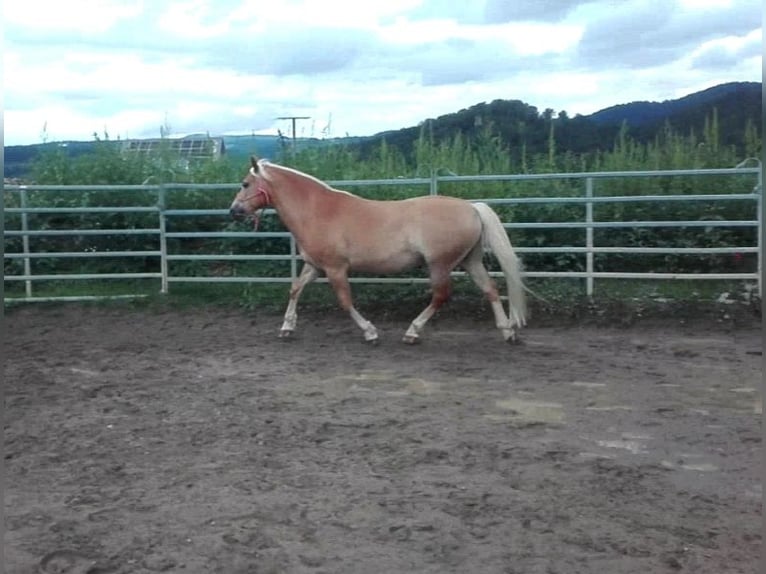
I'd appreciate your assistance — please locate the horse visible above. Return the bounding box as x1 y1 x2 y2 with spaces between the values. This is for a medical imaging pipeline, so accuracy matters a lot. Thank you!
229 156 527 344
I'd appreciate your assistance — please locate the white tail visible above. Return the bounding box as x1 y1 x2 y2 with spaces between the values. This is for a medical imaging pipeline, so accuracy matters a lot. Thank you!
472 202 527 328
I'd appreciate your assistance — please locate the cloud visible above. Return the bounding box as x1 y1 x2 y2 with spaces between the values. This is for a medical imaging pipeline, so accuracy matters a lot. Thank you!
6 8 376 79
4 0 144 33
361 17 581 87
205 26 374 76
404 1 485 24
691 29 763 70
576 0 761 69
4 38 317 141
2 0 761 145
576 1 679 68
386 39 563 86
483 0 587 23
405 0 588 24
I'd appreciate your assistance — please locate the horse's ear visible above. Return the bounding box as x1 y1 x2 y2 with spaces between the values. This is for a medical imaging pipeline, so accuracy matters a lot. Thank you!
250 156 259 171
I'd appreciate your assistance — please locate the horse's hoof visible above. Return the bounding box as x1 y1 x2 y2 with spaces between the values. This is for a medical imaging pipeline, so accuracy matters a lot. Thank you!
365 337 379 346
402 335 420 345
279 329 294 339
506 335 524 346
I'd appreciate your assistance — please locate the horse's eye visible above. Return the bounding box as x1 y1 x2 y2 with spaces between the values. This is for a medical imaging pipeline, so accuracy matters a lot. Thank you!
242 182 249 188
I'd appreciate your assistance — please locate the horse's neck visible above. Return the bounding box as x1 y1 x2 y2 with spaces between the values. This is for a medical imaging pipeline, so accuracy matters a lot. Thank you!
269 169 332 231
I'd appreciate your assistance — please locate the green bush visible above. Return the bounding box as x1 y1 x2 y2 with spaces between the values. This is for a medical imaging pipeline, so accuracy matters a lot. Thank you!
4 120 760 298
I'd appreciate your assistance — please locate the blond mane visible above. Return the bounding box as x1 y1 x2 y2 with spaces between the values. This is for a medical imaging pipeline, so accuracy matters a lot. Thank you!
259 160 353 196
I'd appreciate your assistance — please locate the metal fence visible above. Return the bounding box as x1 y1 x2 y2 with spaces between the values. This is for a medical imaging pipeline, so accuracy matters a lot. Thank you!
4 166 762 303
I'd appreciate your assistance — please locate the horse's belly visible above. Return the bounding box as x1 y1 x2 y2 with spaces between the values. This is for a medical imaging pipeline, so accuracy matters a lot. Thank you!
348 248 423 274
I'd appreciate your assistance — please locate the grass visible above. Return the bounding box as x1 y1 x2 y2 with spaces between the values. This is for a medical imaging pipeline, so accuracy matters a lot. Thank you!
6 276 760 329
3 279 162 301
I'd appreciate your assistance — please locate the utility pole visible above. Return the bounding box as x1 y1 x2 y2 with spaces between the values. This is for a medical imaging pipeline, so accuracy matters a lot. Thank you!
276 116 310 154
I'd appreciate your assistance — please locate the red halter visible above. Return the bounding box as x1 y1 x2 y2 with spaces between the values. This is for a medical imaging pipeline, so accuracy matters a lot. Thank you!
242 184 272 230
243 184 272 208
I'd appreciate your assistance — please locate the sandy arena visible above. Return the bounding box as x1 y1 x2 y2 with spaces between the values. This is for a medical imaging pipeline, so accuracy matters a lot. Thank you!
4 303 762 573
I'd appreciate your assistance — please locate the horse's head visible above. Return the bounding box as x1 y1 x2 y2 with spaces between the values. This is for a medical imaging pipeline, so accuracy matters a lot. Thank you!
229 156 274 228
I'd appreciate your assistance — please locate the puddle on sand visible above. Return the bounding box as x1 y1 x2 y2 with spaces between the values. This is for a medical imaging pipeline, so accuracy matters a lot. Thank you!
330 372 442 398
680 462 719 472
622 432 652 440
596 439 646 454
385 378 441 397
578 451 613 460
403 378 440 395
570 382 607 389
589 432 651 455
335 371 396 383
69 367 100 377
488 398 565 424
660 455 719 472
325 371 396 398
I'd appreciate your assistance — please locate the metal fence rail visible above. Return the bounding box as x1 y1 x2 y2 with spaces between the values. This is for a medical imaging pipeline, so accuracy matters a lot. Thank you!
3 166 762 303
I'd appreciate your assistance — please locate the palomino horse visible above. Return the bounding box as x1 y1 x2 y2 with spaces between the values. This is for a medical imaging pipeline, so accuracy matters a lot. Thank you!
230 157 527 344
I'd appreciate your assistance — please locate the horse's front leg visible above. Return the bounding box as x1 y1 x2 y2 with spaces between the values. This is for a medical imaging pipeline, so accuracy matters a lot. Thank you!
326 268 379 343
279 263 319 338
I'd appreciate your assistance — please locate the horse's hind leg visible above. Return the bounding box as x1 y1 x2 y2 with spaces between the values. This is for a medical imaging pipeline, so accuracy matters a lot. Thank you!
461 247 515 342
325 268 379 343
279 262 319 338
403 270 451 344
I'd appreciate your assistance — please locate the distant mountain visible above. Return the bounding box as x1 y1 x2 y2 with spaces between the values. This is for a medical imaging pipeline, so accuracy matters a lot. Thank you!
221 134 365 164
587 82 759 126
4 140 105 181
4 82 760 179
584 82 761 150
221 135 285 161
3 134 364 179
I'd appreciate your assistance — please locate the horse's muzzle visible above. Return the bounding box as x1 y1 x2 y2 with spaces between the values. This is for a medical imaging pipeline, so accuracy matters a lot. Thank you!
229 205 247 220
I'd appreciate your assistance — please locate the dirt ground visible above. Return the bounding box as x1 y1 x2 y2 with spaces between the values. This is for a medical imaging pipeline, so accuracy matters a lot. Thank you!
3 303 762 574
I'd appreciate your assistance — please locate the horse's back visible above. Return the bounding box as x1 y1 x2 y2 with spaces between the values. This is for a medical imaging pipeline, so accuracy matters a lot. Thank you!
324 194 481 272
339 193 478 234
394 196 483 263
400 195 482 238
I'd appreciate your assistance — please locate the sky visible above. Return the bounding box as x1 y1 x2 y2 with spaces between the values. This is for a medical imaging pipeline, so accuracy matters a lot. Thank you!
4 0 762 146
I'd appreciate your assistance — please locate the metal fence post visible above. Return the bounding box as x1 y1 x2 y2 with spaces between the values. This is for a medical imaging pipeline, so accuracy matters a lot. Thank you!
2 169 761 304
158 185 169 294
290 235 298 281
757 170 763 298
585 177 594 297
19 186 33 299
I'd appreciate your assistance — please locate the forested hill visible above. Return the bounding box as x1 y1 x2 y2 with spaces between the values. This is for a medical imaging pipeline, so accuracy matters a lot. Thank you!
586 82 761 144
587 82 759 128
357 81 761 159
